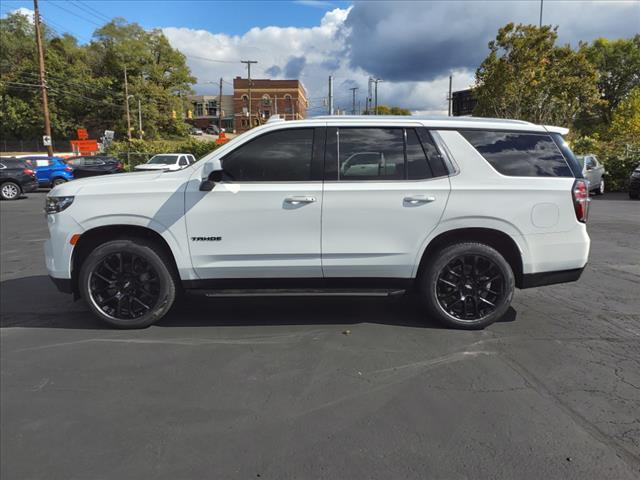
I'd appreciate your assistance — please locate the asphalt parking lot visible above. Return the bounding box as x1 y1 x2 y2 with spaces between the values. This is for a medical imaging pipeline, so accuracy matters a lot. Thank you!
1 190 639 479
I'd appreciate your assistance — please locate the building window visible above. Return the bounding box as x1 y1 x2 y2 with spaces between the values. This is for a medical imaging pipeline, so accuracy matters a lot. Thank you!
207 100 217 116
195 103 203 117
262 94 271 106
284 94 293 114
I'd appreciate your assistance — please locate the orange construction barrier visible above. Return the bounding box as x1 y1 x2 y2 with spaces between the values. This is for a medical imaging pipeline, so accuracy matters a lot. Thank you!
215 131 229 145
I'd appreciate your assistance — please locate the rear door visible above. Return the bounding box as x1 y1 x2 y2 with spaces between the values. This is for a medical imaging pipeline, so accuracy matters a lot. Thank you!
321 126 450 278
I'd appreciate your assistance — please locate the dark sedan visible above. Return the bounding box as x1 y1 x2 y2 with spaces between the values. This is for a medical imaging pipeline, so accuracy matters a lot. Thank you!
629 164 640 199
65 156 125 178
0 157 38 200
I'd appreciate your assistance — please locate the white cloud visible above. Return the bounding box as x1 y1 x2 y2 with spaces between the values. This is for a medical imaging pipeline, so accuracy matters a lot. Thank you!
4 7 35 23
162 1 640 117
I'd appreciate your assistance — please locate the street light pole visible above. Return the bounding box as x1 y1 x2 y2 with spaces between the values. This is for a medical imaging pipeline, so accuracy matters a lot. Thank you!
124 67 132 140
349 87 358 115
33 0 53 156
137 98 143 139
241 60 257 128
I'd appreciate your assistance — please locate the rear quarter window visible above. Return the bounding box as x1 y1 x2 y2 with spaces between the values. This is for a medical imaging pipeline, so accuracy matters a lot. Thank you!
459 130 573 177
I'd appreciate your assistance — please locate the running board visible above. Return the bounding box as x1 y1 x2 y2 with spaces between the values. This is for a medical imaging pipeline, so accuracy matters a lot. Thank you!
195 288 407 298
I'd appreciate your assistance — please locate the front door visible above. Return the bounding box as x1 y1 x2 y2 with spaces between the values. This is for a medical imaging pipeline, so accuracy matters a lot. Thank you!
321 127 450 278
185 127 324 279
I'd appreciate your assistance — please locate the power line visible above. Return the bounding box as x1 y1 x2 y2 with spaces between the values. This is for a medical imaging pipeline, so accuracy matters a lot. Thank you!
71 0 111 23
43 0 103 27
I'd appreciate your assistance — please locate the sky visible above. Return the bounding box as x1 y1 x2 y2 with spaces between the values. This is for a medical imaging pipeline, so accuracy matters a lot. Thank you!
2 0 639 115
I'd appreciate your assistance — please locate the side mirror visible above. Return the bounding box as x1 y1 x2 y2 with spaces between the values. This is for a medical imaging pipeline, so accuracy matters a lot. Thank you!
199 170 223 192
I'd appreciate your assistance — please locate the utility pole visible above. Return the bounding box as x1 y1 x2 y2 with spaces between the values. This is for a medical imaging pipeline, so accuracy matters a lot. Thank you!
137 98 143 139
373 78 382 115
349 87 358 115
218 77 223 131
241 60 257 128
367 77 373 114
539 0 544 27
123 67 132 140
328 75 334 115
448 74 453 117
33 0 53 156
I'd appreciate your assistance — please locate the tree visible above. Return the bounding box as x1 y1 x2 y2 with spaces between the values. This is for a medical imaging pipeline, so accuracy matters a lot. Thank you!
0 12 195 143
578 36 640 129
473 23 601 127
364 105 411 115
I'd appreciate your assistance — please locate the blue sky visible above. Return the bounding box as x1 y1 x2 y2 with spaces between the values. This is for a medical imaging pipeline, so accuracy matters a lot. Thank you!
0 0 351 41
3 1 639 115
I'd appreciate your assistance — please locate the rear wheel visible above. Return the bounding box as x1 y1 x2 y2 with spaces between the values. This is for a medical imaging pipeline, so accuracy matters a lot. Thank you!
79 239 176 328
418 242 515 329
51 177 67 187
0 181 21 200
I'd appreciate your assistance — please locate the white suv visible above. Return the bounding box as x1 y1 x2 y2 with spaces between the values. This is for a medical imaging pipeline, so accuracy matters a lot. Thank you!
44 116 590 329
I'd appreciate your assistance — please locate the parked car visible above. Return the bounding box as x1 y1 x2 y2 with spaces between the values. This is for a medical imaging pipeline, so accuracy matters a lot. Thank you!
0 158 38 200
134 153 196 171
204 124 221 135
579 154 606 195
65 156 124 179
21 156 74 187
629 164 640 199
188 126 204 136
44 116 590 329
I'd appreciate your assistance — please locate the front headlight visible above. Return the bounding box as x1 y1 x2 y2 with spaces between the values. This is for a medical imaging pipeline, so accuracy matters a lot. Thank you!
45 196 74 214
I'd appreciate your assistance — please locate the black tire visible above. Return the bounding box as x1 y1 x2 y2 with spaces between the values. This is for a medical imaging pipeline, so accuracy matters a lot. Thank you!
0 181 21 200
51 177 67 187
79 239 176 328
418 242 515 330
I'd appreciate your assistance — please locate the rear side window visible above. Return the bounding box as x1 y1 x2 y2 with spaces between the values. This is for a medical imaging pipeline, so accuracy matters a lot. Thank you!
460 130 573 177
339 128 405 180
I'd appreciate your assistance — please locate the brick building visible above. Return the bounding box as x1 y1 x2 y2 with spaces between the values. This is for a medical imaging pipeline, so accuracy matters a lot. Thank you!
233 77 308 133
187 94 235 131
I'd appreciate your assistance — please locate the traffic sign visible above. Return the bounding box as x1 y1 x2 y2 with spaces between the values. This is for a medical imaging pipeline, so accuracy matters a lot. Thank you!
77 128 89 140
42 135 52 146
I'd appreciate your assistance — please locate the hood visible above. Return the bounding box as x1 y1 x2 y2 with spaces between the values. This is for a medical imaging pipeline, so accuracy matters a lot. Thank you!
48 170 176 196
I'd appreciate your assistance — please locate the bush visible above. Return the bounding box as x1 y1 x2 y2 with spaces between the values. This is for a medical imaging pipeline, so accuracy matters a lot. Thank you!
106 138 219 168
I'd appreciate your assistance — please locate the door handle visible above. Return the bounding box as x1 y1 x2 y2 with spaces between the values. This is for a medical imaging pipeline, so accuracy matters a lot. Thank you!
403 195 436 205
284 196 316 205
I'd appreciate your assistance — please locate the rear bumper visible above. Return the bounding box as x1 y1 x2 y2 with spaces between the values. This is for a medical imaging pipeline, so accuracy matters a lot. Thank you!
22 180 39 192
629 177 640 194
519 267 585 289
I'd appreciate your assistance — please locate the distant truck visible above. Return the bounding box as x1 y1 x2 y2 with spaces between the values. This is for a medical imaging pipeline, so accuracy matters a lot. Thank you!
134 153 197 171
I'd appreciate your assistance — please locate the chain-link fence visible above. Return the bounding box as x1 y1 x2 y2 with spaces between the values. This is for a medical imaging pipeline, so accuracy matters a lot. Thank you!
0 139 73 154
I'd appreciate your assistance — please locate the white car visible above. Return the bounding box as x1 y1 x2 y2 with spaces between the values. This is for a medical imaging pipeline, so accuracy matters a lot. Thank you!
134 153 196 171
44 116 590 329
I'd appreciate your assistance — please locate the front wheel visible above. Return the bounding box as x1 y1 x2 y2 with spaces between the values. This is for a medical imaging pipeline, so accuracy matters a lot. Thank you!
418 242 515 329
595 179 605 195
79 239 176 328
1 181 21 200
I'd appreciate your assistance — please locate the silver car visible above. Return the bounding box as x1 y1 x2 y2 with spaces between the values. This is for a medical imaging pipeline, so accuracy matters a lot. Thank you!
580 154 606 195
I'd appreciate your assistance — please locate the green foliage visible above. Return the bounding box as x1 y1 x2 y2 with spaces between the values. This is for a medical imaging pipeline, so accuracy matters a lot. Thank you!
363 105 411 115
473 23 601 126
0 12 195 143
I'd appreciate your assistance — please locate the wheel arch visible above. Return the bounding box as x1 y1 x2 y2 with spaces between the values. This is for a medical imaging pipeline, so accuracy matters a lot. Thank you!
415 227 525 288
71 225 181 298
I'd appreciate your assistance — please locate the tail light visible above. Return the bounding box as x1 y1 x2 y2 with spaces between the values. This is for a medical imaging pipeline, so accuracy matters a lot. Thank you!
572 179 589 223
65 166 73 172
23 168 35 176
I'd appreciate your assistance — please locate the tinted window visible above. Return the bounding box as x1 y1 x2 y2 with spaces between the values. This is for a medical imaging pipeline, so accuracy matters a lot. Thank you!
417 129 449 177
460 130 572 177
339 128 405 180
406 129 432 179
550 133 582 178
223 128 314 181
179 156 188 166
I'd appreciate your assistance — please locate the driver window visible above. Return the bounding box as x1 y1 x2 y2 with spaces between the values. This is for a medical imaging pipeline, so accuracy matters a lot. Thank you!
179 156 188 166
222 128 314 181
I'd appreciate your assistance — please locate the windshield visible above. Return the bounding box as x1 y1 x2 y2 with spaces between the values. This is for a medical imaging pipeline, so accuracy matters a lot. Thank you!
148 155 178 164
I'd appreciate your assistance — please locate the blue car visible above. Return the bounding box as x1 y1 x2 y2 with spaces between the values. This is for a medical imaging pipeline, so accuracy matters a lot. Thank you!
22 156 74 187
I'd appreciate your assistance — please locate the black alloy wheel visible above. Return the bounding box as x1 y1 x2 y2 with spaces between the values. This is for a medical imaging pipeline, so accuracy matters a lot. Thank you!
88 252 161 320
436 254 505 322
419 242 515 329
80 239 176 328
